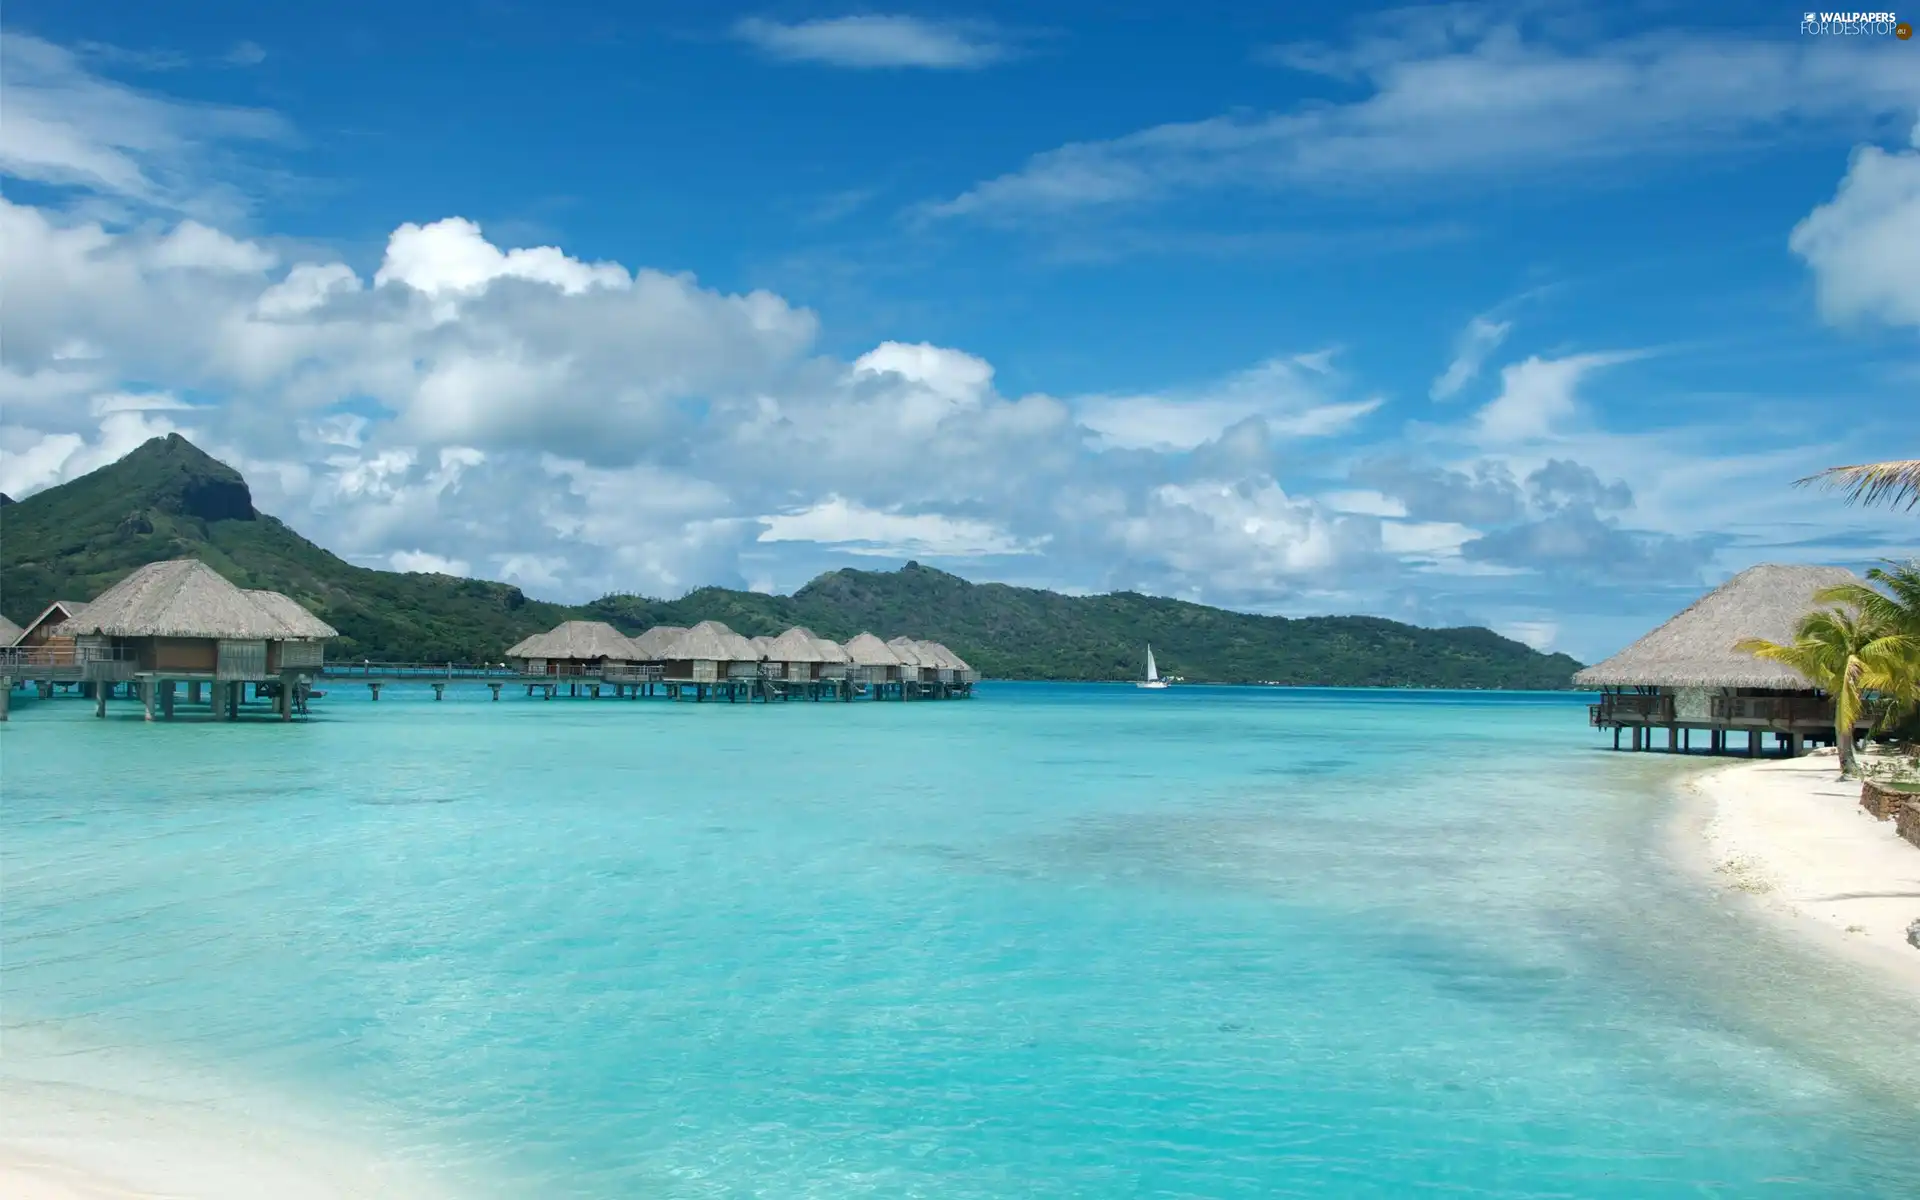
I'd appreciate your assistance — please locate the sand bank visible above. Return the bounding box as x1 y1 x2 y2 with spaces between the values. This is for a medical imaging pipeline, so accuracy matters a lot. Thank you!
1686 753 1920 995
0 1030 462 1200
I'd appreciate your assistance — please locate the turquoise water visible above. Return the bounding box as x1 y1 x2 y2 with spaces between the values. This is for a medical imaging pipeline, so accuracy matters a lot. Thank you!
4 683 1919 1197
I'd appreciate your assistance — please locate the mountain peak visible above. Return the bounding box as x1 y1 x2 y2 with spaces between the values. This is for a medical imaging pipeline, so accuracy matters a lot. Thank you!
114 434 257 522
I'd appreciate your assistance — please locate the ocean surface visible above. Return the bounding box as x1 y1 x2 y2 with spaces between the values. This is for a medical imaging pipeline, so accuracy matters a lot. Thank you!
4 683 1919 1197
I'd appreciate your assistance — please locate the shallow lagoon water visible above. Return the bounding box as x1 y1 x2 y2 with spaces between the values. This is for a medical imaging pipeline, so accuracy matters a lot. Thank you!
4 683 1918 1197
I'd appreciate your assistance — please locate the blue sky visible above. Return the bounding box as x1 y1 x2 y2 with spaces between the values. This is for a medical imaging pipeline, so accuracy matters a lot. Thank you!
1 2 1916 660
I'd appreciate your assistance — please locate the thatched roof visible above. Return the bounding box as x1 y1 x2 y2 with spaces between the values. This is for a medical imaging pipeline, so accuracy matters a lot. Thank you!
505 620 638 661
627 625 687 660
843 632 902 666
662 619 758 661
887 637 930 667
1573 564 1863 689
243 590 338 639
808 632 852 663
916 641 966 670
58 561 310 639
749 635 780 656
767 626 835 663
0 613 23 646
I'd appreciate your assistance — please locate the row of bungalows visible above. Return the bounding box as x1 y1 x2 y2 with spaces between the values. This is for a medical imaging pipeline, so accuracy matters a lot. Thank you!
499 617 977 700
52 559 337 720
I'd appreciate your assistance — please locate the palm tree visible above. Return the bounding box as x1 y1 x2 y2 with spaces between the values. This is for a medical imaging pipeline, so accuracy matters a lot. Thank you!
1736 607 1912 778
1796 460 1920 511
1817 561 1920 741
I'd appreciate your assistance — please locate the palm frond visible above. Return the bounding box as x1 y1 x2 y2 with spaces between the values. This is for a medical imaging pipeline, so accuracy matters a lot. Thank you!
1795 460 1920 511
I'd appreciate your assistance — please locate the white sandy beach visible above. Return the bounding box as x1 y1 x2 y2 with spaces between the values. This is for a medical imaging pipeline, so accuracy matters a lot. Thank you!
0 1030 461 1200
1687 753 1920 994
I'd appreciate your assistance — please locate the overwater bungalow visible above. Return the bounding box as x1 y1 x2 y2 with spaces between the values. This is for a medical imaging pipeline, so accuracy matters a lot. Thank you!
660 620 760 693
928 643 980 685
1576 563 1861 756
505 621 640 677
59 559 337 720
887 637 930 677
843 632 904 694
765 626 851 693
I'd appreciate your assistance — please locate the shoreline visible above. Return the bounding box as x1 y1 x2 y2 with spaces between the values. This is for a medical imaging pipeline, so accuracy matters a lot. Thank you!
1676 753 1920 996
0 1027 462 1200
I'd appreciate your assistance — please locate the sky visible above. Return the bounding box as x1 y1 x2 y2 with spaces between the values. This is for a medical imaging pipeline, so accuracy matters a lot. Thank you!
1 2 1916 661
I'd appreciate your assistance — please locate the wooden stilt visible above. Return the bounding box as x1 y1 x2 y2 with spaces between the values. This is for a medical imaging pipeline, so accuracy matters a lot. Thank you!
432 683 445 701
189 680 202 704
161 680 176 720
489 683 502 701
369 682 383 702
142 681 156 722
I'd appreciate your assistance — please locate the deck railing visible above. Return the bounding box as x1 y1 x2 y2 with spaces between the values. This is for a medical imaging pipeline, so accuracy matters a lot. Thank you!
1590 693 1674 726
1710 695 1836 726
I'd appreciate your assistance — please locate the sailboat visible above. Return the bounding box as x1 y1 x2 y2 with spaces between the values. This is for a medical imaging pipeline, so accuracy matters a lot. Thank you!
1136 644 1170 689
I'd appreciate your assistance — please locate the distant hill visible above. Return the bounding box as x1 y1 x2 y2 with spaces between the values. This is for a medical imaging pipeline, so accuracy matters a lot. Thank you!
0 436 1584 686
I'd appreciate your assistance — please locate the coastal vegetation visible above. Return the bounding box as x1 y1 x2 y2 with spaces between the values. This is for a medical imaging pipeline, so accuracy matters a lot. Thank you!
0 435 1585 688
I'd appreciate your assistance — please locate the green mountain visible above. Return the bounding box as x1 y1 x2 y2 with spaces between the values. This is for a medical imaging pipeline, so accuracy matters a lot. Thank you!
0 436 1583 686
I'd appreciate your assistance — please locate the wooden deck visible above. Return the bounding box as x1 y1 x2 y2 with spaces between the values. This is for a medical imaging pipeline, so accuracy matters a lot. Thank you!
1588 692 1846 757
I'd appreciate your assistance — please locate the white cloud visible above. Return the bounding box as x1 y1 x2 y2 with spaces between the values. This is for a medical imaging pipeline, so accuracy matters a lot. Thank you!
1789 121 1920 330
1380 519 1476 556
1474 351 1640 444
1077 354 1377 451
932 27 1920 220
1319 488 1407 517
148 219 277 272
0 32 287 218
732 16 1005 69
758 496 1040 557
390 550 471 576
1431 314 1510 399
374 217 630 298
1497 620 1559 652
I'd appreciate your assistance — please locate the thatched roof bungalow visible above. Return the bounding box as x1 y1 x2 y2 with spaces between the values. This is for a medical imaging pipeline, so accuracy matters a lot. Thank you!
505 620 641 676
661 620 761 683
888 637 937 684
1575 563 1861 746
57 560 336 684
924 642 978 683
843 632 903 684
767 626 849 682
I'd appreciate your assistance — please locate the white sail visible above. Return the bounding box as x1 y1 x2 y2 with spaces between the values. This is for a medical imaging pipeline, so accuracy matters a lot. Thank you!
1145 645 1159 682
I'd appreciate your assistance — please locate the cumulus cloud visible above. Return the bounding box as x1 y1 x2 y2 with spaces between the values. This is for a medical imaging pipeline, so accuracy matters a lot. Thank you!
932 23 1920 220
1789 121 1920 330
1431 314 1510 400
732 16 1005 69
